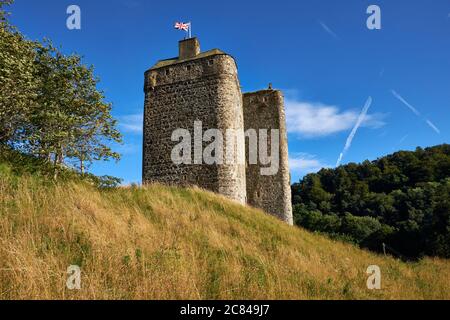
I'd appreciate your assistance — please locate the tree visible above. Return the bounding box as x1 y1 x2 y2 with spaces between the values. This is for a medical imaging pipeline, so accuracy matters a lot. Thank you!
292 144 450 259
1 1 122 178
0 0 38 145
0 0 12 21
27 44 122 176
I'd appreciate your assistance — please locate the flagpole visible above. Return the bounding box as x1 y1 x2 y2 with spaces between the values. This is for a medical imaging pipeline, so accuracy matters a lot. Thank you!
189 22 192 38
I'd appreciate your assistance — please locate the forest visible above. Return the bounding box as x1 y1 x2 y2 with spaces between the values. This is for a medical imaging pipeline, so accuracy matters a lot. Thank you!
292 144 450 259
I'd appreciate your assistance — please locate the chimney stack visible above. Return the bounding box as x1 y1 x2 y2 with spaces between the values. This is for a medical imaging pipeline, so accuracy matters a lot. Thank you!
179 37 200 60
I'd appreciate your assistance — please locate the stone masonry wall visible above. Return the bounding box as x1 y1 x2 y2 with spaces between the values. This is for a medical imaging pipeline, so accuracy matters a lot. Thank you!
143 54 246 204
243 90 293 224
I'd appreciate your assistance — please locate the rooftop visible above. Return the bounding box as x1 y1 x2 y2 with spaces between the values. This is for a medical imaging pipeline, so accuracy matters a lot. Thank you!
243 89 281 95
149 48 227 70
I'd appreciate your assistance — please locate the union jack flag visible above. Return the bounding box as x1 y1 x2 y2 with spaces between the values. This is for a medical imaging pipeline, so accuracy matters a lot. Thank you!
174 22 190 32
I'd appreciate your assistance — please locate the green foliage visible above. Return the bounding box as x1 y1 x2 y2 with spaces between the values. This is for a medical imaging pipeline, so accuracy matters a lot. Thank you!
0 1 122 178
292 145 450 259
0 3 38 145
0 146 122 188
0 1 13 22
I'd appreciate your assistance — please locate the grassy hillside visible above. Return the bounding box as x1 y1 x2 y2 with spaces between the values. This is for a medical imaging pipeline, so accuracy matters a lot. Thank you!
0 162 449 299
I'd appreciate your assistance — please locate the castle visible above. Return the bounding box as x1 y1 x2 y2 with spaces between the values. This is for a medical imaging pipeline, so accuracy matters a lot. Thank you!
143 38 293 225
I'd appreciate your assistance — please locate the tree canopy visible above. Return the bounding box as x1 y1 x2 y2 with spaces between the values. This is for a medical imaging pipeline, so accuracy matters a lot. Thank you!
0 1 122 178
292 144 450 259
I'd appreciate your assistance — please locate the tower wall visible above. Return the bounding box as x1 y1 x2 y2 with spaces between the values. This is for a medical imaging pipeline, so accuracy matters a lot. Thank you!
243 90 293 224
143 48 246 203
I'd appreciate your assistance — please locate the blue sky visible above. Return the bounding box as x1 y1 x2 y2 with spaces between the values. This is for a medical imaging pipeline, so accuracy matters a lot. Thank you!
8 0 450 184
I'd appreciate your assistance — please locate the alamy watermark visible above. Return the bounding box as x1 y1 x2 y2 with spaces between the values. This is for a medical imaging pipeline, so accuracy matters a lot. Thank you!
366 265 381 290
171 121 280 176
367 5 381 30
66 265 81 290
66 5 81 30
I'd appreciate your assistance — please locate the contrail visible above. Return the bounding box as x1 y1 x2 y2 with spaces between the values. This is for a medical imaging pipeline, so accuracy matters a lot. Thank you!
426 119 440 134
336 97 373 167
392 134 409 151
391 90 421 116
318 21 339 40
391 89 440 134
399 134 409 144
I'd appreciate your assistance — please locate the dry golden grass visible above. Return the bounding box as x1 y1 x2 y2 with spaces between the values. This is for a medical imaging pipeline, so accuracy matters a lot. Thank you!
0 174 449 300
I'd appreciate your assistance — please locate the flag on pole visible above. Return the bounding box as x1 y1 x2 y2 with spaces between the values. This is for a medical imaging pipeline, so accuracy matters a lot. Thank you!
174 22 189 31
174 21 191 38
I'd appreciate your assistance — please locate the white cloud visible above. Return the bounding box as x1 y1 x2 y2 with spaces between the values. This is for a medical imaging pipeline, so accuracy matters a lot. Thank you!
285 99 385 138
119 114 143 134
289 153 331 175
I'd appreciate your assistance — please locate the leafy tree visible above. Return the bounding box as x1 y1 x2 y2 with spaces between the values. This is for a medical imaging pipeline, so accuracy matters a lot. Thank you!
27 44 121 175
0 0 38 145
292 144 450 259
1 1 122 178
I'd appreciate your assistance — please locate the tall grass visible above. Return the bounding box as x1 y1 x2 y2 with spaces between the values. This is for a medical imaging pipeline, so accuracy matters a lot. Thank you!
0 168 449 299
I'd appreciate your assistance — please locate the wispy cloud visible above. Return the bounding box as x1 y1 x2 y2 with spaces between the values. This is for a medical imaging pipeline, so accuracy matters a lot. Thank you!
285 99 385 138
336 97 372 167
318 20 339 40
391 90 440 134
119 114 143 134
289 153 331 176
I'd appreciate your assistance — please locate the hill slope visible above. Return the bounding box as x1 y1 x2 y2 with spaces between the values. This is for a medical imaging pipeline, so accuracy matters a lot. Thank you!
0 165 449 299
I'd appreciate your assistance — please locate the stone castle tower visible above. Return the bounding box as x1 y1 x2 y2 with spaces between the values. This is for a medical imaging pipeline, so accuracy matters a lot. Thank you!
243 90 293 224
143 38 293 224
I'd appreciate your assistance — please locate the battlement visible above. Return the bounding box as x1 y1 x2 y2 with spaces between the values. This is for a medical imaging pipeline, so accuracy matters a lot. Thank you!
243 90 284 114
144 53 238 90
147 37 237 72
148 49 230 70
